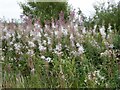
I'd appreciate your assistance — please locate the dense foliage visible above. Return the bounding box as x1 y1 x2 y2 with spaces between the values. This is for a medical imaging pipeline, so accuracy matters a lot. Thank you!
1 0 120 88
1 10 120 88
20 0 71 26
85 1 120 34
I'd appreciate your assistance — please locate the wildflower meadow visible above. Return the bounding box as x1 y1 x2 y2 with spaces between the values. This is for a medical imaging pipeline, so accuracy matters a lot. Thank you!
1 10 120 88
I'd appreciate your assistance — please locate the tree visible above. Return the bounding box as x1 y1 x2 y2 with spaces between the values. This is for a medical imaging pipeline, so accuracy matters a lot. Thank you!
19 0 71 26
91 1 120 33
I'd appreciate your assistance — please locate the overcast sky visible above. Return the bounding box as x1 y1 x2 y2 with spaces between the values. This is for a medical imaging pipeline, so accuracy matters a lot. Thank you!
0 0 119 20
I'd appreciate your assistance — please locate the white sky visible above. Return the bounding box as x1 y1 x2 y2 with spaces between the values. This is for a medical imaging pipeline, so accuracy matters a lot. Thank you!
0 0 119 20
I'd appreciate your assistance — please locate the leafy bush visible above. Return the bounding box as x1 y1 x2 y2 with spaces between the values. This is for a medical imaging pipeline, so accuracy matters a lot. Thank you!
85 1 120 34
19 1 71 26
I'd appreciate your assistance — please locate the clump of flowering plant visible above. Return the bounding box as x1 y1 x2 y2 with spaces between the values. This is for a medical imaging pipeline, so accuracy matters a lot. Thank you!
1 10 119 88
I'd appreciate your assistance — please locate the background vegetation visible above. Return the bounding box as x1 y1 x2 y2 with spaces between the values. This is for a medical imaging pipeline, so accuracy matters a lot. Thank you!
20 0 71 26
85 1 120 34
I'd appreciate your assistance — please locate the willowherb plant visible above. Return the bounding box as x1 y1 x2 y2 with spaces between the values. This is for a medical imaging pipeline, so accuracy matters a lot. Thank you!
1 10 120 88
